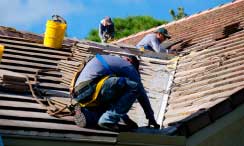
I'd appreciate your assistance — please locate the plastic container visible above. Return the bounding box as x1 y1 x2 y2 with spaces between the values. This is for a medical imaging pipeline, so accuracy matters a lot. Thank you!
0 45 4 63
43 20 67 49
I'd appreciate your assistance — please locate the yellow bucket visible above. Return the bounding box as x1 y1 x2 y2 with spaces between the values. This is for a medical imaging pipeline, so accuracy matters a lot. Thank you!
44 20 67 49
0 45 4 63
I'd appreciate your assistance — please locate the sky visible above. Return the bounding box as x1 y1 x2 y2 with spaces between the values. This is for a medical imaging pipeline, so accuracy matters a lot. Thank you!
0 0 232 39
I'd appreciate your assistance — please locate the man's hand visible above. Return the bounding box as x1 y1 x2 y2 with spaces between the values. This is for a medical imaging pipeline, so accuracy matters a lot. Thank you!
148 119 160 129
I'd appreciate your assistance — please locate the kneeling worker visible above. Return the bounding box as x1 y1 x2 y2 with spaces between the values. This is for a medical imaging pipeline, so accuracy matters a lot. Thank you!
99 16 115 43
73 54 159 131
136 28 171 53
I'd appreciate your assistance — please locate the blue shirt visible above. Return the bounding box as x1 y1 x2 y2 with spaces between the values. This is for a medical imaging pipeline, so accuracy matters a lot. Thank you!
136 33 167 53
75 55 155 120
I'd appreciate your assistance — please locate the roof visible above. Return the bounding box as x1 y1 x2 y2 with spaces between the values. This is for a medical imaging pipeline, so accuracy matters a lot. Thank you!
115 0 244 137
0 0 244 141
0 35 118 141
0 33 173 140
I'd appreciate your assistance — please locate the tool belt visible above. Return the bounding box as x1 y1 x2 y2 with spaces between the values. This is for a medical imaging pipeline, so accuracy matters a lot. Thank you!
73 76 110 107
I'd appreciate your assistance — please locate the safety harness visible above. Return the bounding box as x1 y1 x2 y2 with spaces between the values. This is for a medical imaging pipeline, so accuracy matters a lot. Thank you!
71 54 113 108
2 54 115 118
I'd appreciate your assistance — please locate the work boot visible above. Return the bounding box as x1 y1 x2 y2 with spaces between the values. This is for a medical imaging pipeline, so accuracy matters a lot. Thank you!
98 122 120 132
99 122 137 132
74 104 87 128
122 116 138 130
99 116 138 132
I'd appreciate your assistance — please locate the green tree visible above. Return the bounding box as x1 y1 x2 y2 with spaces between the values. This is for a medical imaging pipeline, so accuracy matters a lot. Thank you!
170 7 188 21
86 29 100 42
86 16 168 42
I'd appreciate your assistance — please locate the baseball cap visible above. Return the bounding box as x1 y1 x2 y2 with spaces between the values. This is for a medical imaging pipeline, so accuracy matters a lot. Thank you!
155 28 171 39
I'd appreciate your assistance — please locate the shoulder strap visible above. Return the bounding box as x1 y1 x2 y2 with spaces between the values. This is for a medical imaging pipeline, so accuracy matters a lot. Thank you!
96 54 113 74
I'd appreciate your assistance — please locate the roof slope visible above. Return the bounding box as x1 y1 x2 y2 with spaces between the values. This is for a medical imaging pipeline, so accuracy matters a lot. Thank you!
116 0 244 136
0 34 173 140
0 35 118 140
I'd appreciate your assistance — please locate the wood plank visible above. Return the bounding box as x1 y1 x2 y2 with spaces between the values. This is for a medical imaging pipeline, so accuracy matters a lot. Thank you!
38 83 69 91
0 109 63 121
3 53 59 65
3 74 26 83
0 69 26 79
0 100 46 110
0 92 42 102
58 65 78 72
0 119 117 135
0 109 74 123
4 48 68 60
0 42 72 56
0 65 62 77
0 34 43 43
0 37 71 53
1 58 57 69
37 76 62 83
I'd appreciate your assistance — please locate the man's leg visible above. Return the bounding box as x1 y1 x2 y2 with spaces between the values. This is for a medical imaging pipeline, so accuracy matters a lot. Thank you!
98 77 139 131
74 104 103 128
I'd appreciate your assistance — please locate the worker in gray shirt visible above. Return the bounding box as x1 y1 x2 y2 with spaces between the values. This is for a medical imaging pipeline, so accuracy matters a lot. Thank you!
74 55 159 131
136 28 171 53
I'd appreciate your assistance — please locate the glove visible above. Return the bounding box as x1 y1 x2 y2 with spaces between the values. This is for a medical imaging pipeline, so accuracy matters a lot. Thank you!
147 118 160 129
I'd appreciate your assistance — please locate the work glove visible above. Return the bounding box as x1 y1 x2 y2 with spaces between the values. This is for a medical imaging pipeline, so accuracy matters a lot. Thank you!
147 118 160 129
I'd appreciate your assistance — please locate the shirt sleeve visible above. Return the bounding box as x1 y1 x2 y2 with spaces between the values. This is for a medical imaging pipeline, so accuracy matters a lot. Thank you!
98 23 103 39
137 83 155 120
151 37 161 53
120 66 155 120
159 45 168 53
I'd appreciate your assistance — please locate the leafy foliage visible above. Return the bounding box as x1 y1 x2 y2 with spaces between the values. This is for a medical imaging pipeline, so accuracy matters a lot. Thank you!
86 29 100 42
170 7 188 21
86 16 168 42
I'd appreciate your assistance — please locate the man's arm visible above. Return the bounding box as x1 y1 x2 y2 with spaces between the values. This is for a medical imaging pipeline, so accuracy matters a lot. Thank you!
137 82 160 128
151 38 161 53
120 66 159 128
98 23 104 39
